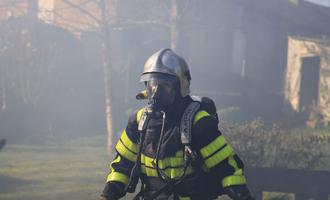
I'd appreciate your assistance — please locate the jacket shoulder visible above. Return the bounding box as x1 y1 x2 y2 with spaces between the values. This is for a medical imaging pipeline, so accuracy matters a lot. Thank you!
127 107 145 126
125 108 145 143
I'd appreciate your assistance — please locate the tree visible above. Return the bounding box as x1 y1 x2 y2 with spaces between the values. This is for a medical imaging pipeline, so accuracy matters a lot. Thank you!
0 17 53 109
0 0 86 141
43 0 117 153
170 0 179 50
0 0 191 150
36 0 188 154
0 1 54 110
99 0 116 154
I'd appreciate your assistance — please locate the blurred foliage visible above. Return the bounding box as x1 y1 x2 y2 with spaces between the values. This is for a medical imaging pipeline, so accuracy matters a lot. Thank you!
264 194 292 200
218 107 255 123
220 118 329 169
305 103 329 128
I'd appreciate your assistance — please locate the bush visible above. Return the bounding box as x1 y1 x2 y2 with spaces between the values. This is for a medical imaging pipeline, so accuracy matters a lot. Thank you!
220 119 327 169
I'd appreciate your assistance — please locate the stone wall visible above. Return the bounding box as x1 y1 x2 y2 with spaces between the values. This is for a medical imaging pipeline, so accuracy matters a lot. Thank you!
285 36 330 122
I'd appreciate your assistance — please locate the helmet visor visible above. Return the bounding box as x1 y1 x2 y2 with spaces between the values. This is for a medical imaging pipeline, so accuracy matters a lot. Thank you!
146 78 176 99
140 73 176 83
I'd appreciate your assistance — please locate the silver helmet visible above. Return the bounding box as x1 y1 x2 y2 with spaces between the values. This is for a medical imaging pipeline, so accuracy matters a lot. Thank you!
140 48 191 97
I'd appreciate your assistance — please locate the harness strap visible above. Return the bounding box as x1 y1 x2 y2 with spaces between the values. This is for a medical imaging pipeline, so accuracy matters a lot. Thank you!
126 108 149 193
180 101 200 145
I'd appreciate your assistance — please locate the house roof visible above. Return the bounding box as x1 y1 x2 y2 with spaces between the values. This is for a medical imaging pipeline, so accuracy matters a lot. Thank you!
243 0 330 36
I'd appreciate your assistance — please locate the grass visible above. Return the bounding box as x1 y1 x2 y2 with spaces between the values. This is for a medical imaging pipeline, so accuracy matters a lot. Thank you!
0 135 232 200
0 136 110 200
1 129 329 200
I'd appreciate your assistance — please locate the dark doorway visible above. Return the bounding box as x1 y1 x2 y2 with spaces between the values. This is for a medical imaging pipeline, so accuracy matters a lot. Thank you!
299 56 320 112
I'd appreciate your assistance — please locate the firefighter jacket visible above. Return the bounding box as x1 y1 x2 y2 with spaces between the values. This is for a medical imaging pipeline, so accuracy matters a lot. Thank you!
105 96 247 199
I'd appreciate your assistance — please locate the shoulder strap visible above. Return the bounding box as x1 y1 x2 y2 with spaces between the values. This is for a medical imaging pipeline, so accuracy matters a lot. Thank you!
126 107 149 193
191 95 202 102
180 98 201 145
181 95 218 145
137 108 148 132
136 108 144 124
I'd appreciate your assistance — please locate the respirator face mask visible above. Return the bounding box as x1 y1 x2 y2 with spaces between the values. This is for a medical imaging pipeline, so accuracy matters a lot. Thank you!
145 77 177 112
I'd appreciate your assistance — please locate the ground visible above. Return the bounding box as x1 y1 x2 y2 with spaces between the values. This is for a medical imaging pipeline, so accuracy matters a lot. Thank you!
0 139 107 200
0 134 328 200
0 135 234 200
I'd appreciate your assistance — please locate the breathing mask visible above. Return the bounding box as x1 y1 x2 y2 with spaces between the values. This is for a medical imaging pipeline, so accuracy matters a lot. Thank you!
145 75 177 115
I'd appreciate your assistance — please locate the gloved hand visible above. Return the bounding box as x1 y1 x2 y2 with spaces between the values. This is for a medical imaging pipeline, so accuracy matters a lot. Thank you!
99 182 126 200
224 185 255 200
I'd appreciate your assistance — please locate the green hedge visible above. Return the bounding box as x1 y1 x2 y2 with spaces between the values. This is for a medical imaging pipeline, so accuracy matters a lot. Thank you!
220 119 328 169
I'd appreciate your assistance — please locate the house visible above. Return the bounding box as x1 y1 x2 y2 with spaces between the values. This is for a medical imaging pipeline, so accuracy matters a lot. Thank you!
175 0 330 123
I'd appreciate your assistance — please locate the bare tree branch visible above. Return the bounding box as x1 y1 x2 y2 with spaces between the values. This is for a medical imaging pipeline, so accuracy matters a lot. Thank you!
61 0 101 25
51 9 100 32
49 0 94 11
118 19 169 28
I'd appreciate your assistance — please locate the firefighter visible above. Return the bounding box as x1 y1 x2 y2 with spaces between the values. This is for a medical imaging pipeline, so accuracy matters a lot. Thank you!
100 49 254 200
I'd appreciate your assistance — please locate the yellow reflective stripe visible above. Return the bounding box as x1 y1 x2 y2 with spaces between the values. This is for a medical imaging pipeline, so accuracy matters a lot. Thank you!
222 175 246 187
204 145 234 168
136 108 144 124
200 135 227 158
115 140 137 162
140 151 194 179
109 155 121 172
228 155 239 170
179 196 191 200
175 150 184 157
141 165 194 179
141 151 185 169
106 172 130 185
120 130 138 153
193 110 210 124
141 156 184 169
228 155 244 176
234 169 243 176
228 154 246 176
